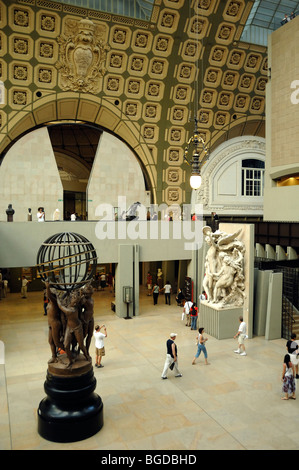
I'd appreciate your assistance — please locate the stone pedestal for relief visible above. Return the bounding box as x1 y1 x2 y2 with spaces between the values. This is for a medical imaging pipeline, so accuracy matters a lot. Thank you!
200 302 243 340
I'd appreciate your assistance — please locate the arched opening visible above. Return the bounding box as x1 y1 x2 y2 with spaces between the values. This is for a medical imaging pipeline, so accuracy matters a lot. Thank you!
47 123 102 220
0 118 153 222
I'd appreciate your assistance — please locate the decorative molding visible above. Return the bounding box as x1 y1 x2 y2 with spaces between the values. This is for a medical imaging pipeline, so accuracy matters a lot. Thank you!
195 137 266 212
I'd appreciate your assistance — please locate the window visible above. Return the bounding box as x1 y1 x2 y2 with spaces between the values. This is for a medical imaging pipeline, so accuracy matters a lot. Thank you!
55 0 155 21
241 159 265 196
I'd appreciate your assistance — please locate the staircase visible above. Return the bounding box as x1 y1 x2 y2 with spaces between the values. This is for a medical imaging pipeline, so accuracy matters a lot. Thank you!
292 312 299 336
282 295 299 339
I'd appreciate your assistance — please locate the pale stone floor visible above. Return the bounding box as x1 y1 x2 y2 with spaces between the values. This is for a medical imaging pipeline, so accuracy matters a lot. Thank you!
0 287 298 451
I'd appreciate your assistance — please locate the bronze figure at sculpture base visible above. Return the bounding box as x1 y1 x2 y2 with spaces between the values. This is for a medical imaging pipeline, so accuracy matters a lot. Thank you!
36 232 103 443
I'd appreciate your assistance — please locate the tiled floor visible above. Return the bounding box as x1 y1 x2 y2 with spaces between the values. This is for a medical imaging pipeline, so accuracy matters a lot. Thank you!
0 287 298 450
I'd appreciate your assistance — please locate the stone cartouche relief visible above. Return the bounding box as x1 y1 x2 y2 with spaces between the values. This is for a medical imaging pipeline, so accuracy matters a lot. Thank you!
56 17 109 93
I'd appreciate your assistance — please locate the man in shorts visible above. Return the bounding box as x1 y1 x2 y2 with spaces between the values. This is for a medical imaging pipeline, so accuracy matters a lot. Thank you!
94 324 107 368
234 316 247 356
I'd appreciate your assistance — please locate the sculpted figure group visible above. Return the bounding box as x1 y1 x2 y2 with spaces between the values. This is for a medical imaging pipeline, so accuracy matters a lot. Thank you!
45 281 94 368
202 226 246 308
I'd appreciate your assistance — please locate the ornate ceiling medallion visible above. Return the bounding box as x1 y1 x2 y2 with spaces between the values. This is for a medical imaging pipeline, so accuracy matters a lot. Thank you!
56 17 109 93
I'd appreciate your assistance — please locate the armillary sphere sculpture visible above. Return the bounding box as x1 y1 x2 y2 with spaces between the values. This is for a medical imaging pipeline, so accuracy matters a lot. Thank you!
37 232 103 443
36 231 97 291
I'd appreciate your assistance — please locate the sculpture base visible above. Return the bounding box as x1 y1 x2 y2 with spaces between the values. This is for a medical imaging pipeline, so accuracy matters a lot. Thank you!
200 302 243 340
37 366 103 443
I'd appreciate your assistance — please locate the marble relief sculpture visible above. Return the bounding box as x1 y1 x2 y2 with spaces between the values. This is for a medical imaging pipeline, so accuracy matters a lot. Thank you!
202 226 245 308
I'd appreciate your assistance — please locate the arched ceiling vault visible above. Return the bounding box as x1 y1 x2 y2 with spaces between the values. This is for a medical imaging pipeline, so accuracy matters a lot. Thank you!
0 0 268 206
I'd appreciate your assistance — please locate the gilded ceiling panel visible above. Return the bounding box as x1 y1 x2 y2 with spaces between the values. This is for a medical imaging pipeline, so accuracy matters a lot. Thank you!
0 0 267 206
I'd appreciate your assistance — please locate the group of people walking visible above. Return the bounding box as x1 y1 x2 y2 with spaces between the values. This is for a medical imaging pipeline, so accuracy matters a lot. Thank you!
161 314 252 379
161 304 299 402
161 296 210 379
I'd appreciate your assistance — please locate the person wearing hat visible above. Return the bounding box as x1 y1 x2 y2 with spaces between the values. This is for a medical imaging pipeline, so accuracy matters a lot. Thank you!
161 333 182 379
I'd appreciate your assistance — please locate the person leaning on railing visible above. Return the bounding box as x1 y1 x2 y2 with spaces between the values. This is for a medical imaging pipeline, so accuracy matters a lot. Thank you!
281 12 296 25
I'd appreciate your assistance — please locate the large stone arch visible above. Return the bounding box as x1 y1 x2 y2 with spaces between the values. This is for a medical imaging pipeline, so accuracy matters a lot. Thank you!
0 93 157 202
0 94 158 221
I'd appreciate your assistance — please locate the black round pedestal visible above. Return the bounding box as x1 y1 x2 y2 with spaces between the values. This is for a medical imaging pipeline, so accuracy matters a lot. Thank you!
37 367 103 443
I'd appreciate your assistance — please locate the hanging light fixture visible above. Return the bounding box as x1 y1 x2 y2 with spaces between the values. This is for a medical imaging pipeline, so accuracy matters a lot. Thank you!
184 117 208 190
183 6 209 190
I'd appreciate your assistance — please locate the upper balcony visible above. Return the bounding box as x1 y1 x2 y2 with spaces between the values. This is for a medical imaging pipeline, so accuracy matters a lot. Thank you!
240 1 299 47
